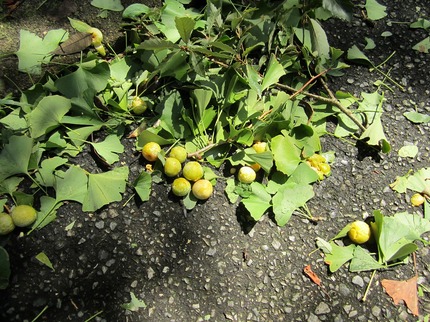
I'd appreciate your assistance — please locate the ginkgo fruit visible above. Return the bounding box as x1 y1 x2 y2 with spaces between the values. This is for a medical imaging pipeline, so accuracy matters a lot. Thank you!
164 157 182 177
410 193 425 206
182 161 203 182
348 220 371 244
0 213 15 235
171 177 191 197
88 27 106 56
142 142 161 162
130 97 147 115
238 166 256 184
252 141 267 153
169 146 187 163
192 179 213 200
11 205 37 228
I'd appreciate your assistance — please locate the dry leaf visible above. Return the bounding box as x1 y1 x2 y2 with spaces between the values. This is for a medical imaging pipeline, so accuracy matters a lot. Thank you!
304 264 321 286
381 275 419 316
51 32 92 55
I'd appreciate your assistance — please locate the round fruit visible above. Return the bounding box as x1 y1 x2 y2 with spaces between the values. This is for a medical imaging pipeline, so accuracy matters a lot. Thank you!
169 146 187 163
307 154 326 168
171 177 191 197
11 205 37 228
0 213 15 235
348 220 371 244
411 193 426 206
182 161 204 182
252 141 267 153
164 157 182 177
142 142 161 162
318 163 331 176
238 166 256 184
250 163 261 172
130 96 147 115
192 179 213 200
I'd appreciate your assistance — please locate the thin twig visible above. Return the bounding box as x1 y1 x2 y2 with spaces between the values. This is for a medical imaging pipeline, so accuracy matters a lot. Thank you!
260 69 329 120
187 142 218 159
275 79 367 132
362 270 376 302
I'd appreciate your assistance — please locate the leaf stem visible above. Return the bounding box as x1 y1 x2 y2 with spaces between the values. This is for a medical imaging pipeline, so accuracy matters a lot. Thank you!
187 142 218 159
275 80 367 132
361 270 376 302
31 305 48 322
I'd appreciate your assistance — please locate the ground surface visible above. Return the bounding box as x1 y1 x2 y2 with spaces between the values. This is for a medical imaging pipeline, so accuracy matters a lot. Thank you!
0 0 429 321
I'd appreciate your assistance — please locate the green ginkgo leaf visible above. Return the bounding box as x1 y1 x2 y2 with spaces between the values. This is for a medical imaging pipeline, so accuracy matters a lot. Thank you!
365 0 387 21
121 292 146 311
261 54 286 91
30 196 63 233
272 181 314 226
54 166 88 204
82 166 129 212
35 252 55 271
324 242 355 273
28 95 72 139
0 135 34 182
133 171 152 202
89 134 124 165
241 182 272 221
34 157 68 187
91 0 124 11
16 29 68 74
55 60 110 98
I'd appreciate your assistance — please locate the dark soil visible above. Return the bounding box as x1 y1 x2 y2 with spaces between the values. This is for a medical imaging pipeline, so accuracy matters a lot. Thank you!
0 1 429 321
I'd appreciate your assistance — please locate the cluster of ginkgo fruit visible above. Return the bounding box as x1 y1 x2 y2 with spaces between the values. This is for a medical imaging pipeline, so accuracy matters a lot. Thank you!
0 205 38 236
306 153 331 180
141 142 214 200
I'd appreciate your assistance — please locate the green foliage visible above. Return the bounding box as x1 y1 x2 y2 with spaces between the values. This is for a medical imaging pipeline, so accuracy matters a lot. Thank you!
0 0 396 236
16 29 68 74
318 210 430 273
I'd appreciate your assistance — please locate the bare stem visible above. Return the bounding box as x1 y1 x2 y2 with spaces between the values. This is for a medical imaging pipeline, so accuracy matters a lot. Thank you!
187 142 218 159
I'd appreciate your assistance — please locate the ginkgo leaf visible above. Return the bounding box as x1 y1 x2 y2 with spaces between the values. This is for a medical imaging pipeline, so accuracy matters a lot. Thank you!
55 60 110 98
34 157 68 187
82 166 129 212
54 166 88 204
175 16 195 43
349 246 383 272
121 292 146 311
241 182 272 221
272 182 314 226
381 275 419 316
398 145 418 158
322 0 353 21
0 135 33 182
271 133 301 175
30 196 63 233
0 177 24 195
16 29 68 74
365 0 387 21
133 171 152 202
52 32 92 55
261 54 286 91
35 252 55 271
324 242 355 273
28 95 72 139
403 111 430 123
89 135 124 165
91 0 124 11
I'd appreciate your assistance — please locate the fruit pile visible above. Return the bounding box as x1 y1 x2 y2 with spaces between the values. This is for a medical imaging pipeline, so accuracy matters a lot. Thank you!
0 205 38 235
141 142 214 200
306 153 331 180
